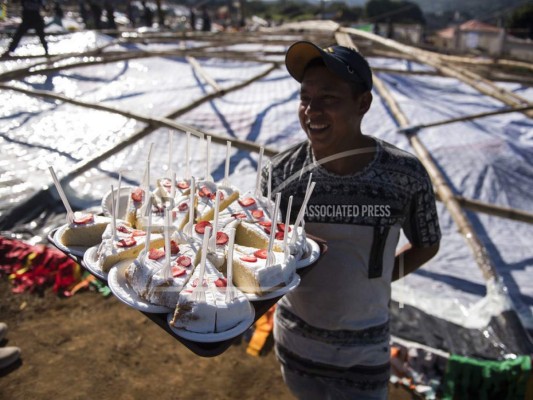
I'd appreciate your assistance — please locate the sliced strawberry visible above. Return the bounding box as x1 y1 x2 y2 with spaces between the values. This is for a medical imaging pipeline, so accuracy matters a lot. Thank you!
252 209 264 219
177 181 190 190
169 240 180 254
216 232 229 245
240 255 257 263
148 248 165 260
258 221 272 227
191 278 207 287
171 265 186 277
231 212 247 219
178 202 188 212
214 277 227 288
131 187 144 202
210 191 224 201
177 255 192 268
161 178 172 189
277 223 291 232
117 237 137 248
198 186 212 198
131 229 146 237
74 213 94 225
275 231 285 240
238 197 256 207
254 249 268 259
195 220 212 234
263 226 271 235
117 224 130 233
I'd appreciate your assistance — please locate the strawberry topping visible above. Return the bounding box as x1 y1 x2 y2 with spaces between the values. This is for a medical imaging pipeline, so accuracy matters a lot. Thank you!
73 213 94 225
148 248 165 260
231 212 247 219
252 209 264 219
254 249 268 259
240 255 257 263
171 266 186 277
216 232 229 245
131 229 146 237
214 278 227 288
178 202 188 212
277 223 291 232
161 178 172 188
117 237 136 248
131 187 144 202
258 221 272 227
177 255 192 267
169 240 179 254
238 197 256 207
177 181 190 190
263 227 271 235
198 186 212 198
117 224 130 233
195 220 212 234
275 231 285 240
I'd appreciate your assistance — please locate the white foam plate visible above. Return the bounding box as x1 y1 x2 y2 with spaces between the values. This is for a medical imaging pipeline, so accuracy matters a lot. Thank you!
166 306 255 343
244 273 301 302
82 245 108 280
296 238 321 269
52 224 89 257
101 186 134 219
107 261 173 314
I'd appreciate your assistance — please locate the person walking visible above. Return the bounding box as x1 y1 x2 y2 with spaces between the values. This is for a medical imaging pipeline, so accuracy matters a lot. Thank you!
2 0 49 58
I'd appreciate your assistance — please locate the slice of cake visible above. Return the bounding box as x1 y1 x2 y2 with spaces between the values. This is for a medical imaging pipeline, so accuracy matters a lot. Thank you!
60 212 110 248
170 261 252 333
136 194 191 233
231 244 296 295
96 222 164 273
124 241 201 308
195 181 239 222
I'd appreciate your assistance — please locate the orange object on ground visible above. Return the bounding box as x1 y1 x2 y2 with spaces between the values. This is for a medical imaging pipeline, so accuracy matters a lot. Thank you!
246 305 276 357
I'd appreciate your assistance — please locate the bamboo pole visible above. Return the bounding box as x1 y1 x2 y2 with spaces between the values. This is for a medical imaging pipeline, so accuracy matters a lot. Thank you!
398 105 533 132
0 62 278 167
186 56 222 92
440 194 533 225
339 27 533 119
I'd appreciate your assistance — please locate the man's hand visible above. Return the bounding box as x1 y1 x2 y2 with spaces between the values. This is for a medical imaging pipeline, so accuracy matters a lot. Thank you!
392 241 440 281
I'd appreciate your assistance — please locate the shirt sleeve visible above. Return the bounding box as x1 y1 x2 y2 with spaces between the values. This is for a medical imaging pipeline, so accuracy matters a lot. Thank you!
402 171 441 248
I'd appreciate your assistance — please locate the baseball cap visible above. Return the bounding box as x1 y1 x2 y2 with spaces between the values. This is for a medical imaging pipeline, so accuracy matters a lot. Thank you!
285 41 373 91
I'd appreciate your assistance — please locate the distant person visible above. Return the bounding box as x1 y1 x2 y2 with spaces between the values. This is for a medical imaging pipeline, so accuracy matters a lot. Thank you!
0 322 20 370
78 0 90 28
104 1 116 30
51 0 64 28
126 0 137 27
200 5 210 32
89 0 102 29
189 6 196 31
141 1 153 27
1 0 49 58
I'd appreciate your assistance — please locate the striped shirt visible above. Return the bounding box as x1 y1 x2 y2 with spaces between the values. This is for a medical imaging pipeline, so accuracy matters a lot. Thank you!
262 137 441 390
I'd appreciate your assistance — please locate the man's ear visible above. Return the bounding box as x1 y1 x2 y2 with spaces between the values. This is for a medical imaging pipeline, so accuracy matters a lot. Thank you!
358 91 372 115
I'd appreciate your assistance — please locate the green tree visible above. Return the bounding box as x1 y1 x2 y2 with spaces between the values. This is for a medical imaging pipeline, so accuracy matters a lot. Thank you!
507 4 533 39
365 0 424 24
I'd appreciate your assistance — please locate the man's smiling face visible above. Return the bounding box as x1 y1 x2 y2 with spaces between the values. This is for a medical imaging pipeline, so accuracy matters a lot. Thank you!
298 63 369 160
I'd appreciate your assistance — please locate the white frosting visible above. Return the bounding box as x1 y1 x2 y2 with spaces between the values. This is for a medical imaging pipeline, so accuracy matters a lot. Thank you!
171 261 251 333
195 180 239 221
125 242 199 307
136 194 190 233
233 244 296 293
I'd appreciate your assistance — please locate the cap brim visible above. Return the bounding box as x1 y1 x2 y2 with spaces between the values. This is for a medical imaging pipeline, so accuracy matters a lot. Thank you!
285 41 324 83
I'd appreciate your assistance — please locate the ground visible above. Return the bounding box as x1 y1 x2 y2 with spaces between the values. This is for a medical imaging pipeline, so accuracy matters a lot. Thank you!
0 273 415 400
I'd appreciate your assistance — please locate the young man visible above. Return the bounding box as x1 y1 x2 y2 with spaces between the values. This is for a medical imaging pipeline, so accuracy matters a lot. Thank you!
263 41 441 399
2 0 49 58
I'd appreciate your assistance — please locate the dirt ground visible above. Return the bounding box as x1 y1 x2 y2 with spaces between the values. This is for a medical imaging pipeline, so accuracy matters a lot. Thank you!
0 269 415 400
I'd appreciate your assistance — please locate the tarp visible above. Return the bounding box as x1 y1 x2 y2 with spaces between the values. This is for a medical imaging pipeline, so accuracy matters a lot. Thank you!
1 31 532 358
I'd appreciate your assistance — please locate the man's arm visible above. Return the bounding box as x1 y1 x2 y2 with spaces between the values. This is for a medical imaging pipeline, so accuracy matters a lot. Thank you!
392 241 440 281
